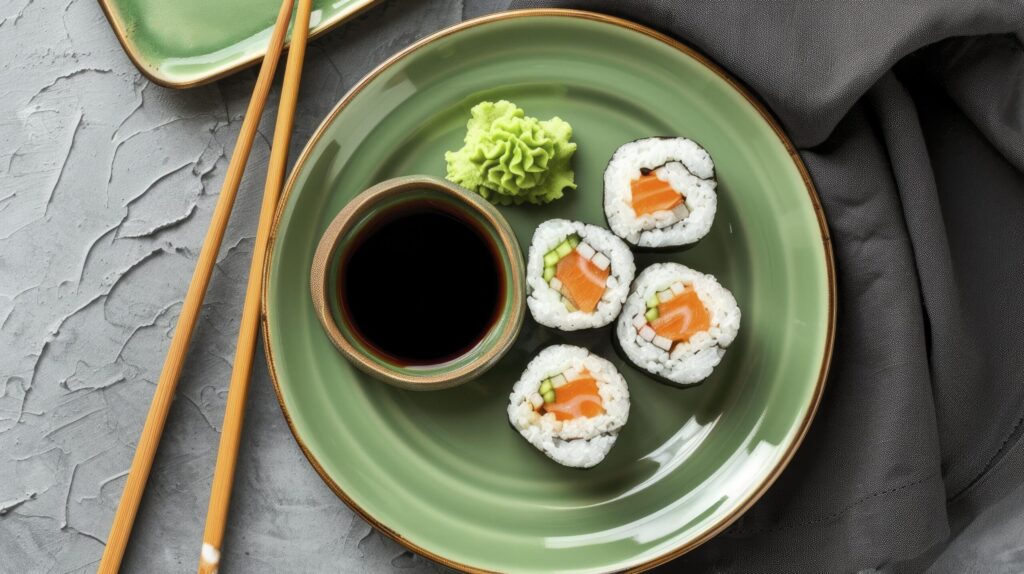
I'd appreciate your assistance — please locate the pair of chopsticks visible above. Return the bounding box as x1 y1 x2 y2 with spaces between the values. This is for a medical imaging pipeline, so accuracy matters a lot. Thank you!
98 0 314 572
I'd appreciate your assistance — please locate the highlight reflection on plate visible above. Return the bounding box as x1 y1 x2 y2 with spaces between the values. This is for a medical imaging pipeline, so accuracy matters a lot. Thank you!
263 10 834 573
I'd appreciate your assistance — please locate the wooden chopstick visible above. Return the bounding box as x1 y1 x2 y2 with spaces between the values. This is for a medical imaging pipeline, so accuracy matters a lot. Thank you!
97 1 297 572
197 0 314 572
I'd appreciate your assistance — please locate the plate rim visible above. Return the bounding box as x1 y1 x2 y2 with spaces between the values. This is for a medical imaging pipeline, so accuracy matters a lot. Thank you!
96 0 381 89
260 8 837 573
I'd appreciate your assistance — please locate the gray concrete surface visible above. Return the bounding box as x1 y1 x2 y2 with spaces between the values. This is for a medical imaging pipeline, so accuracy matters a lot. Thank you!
0 1 508 571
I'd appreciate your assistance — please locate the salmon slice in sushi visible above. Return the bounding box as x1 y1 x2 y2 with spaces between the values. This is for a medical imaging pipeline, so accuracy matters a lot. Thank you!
616 263 740 386
555 250 608 313
527 219 635 330
507 345 630 468
604 137 717 249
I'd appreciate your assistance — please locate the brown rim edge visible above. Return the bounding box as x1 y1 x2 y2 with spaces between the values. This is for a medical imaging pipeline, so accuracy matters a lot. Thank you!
95 0 381 89
260 8 837 574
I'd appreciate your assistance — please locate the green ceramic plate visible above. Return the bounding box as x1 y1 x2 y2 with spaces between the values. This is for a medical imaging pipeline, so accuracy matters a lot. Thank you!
263 10 834 573
98 0 379 88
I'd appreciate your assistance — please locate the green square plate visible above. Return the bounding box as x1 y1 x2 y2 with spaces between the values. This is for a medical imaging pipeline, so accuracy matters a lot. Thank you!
98 0 379 88
263 9 835 573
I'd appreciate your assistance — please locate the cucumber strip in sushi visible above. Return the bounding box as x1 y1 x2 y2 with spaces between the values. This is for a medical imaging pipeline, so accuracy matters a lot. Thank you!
603 137 717 249
507 345 630 468
616 263 740 386
527 219 635 330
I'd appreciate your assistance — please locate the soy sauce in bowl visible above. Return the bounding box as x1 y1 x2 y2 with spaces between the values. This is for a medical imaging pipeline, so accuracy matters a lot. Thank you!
339 202 503 366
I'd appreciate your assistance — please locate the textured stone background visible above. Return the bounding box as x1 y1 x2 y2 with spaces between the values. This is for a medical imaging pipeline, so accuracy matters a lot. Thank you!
0 1 509 571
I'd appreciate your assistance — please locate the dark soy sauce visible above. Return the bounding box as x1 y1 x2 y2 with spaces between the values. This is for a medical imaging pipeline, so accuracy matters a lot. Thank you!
340 201 503 366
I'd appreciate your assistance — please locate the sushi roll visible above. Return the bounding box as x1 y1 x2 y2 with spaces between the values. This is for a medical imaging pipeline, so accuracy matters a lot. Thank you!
527 219 635 330
603 137 717 249
616 263 740 386
507 345 629 468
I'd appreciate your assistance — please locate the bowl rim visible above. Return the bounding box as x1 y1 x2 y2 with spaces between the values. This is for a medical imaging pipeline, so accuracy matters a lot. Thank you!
262 9 836 573
309 175 526 390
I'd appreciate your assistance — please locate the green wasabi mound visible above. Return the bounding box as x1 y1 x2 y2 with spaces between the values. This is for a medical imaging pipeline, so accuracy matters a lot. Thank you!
445 100 577 206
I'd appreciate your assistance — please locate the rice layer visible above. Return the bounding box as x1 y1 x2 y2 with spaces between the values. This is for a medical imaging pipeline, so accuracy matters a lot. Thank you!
616 263 740 386
603 137 717 248
507 345 630 468
527 219 635 330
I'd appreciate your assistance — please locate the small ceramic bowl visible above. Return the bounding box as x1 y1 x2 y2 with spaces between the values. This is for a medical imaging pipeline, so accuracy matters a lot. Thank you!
310 176 525 390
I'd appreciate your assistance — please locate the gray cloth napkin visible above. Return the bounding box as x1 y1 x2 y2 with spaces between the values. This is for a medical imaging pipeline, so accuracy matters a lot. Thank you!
508 1 1024 571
